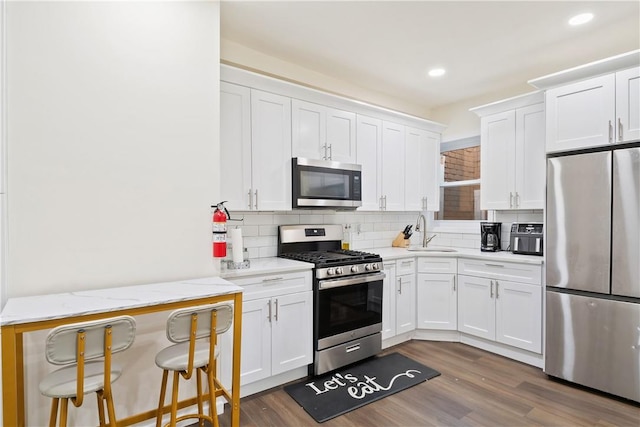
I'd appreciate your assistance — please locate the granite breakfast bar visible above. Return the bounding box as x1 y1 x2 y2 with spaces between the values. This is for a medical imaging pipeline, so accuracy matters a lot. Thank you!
0 276 243 427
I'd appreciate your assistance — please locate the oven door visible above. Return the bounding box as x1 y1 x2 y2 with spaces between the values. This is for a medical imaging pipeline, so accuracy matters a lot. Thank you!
315 272 384 350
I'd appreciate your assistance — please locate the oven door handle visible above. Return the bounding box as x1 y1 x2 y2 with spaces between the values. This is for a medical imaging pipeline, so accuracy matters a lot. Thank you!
318 272 386 290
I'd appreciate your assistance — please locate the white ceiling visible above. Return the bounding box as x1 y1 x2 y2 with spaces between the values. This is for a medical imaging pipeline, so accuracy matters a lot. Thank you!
220 1 640 111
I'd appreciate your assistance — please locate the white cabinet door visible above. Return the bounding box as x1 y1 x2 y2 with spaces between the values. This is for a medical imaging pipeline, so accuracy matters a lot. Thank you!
292 100 356 163
495 280 542 353
356 115 382 211
545 74 616 153
220 82 252 211
395 274 416 335
326 108 356 163
239 298 272 385
457 275 495 340
292 99 325 160
615 67 640 143
404 127 439 212
424 130 441 212
271 291 313 376
416 273 457 330
381 121 405 211
381 262 397 340
251 89 292 211
480 111 514 210
514 103 545 209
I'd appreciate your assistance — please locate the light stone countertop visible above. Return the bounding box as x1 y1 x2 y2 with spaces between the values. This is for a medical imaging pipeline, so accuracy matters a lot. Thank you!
220 257 314 279
0 276 242 326
365 247 544 265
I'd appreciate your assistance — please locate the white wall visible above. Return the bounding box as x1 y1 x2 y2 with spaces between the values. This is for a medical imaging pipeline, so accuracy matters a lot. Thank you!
4 2 221 424
6 1 221 300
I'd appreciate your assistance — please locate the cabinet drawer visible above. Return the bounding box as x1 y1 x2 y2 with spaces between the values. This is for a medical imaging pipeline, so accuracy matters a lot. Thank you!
457 258 542 285
396 258 416 275
229 271 312 301
417 257 457 274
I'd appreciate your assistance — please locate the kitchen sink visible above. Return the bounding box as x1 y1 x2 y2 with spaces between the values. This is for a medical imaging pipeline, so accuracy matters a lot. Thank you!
406 246 458 253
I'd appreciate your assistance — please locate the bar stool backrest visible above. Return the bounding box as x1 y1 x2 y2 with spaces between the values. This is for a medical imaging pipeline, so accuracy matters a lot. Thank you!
166 303 233 343
45 316 137 365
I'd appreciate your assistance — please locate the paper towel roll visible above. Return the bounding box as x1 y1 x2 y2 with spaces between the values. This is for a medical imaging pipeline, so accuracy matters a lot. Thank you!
230 228 244 263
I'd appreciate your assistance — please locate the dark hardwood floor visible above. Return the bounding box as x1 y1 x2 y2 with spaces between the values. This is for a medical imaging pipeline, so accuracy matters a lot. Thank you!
213 341 639 426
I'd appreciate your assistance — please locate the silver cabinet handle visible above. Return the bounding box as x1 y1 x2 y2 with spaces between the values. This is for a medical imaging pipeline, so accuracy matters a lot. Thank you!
323 144 328 160
328 144 332 160
254 189 258 210
485 263 505 268
383 196 387 210
509 192 514 208
453 276 456 292
609 120 613 143
515 192 520 208
490 280 494 298
262 276 284 283
274 298 279 321
397 277 402 294
495 281 499 299
248 189 253 210
618 118 623 141
268 300 272 322
379 196 383 210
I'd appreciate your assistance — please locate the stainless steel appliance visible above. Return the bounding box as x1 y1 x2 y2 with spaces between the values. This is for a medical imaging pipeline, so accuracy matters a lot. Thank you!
291 158 362 209
480 222 501 252
278 224 384 375
509 223 543 256
545 144 640 402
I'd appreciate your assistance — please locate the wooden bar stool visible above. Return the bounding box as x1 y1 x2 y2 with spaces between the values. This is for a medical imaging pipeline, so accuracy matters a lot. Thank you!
155 303 233 427
38 316 137 427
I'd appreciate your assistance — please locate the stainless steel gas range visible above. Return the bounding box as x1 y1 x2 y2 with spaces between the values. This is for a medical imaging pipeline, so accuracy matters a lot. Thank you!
278 224 385 376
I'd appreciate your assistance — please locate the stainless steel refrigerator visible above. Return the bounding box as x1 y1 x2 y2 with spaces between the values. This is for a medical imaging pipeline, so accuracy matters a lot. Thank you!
546 144 640 403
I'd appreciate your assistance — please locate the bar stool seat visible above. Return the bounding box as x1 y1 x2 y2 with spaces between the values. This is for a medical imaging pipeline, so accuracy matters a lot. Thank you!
155 342 218 372
39 361 123 398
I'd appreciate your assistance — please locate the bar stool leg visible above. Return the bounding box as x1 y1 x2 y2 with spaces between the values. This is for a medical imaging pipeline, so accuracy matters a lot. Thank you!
49 398 59 427
170 371 180 427
207 367 219 427
59 398 69 427
196 368 204 427
105 391 117 427
156 370 169 427
96 391 106 426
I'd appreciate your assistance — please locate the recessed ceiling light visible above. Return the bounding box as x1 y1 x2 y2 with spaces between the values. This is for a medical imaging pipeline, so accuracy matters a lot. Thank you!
568 12 594 26
428 68 446 78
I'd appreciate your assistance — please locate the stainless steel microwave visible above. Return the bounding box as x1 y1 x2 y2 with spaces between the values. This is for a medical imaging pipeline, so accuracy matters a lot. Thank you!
292 158 362 209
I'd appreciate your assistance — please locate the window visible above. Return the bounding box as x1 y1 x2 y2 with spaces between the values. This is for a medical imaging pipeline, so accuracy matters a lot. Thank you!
435 137 487 222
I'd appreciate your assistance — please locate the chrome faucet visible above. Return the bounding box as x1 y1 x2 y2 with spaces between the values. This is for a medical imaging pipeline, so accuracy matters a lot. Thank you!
415 212 436 247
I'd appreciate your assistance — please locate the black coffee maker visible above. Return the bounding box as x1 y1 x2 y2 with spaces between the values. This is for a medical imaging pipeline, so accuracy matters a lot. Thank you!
480 222 501 252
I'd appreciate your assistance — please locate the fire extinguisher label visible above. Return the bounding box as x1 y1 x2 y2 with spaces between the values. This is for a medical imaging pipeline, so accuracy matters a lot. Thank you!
213 233 226 242
213 223 227 233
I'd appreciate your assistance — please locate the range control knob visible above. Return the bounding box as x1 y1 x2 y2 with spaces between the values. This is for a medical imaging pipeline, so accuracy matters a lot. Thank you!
371 263 379 271
335 267 344 275
351 265 359 273
327 268 335 276
364 264 372 271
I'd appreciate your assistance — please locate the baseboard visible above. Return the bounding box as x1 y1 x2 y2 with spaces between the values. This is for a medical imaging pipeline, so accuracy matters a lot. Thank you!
459 334 544 368
240 366 309 397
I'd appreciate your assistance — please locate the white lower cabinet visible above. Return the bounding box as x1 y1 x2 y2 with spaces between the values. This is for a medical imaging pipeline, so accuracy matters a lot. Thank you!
457 258 542 353
221 271 313 390
416 257 457 330
382 258 416 340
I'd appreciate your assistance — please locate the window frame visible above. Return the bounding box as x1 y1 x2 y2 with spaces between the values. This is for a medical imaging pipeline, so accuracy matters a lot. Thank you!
432 135 484 233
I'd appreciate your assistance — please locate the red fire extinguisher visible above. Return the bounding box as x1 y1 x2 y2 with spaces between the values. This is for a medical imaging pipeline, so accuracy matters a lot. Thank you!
212 201 230 258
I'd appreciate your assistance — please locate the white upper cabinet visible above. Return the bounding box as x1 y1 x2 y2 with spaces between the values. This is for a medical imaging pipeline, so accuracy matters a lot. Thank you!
529 51 640 153
544 74 616 153
220 82 252 211
381 121 405 211
220 84 292 211
356 115 383 211
405 127 441 211
251 90 292 211
292 99 356 163
615 67 640 143
473 92 545 210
